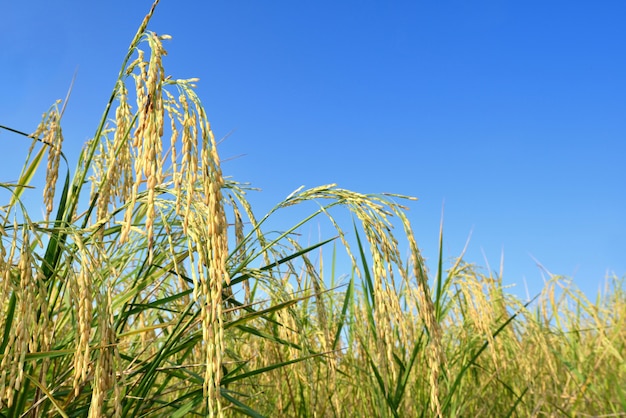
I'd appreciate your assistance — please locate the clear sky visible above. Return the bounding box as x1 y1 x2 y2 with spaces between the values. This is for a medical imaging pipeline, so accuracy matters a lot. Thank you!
2 1 625 299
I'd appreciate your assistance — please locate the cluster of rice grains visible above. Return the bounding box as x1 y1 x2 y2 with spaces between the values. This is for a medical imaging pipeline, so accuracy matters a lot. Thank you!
21 25 228 418
0 226 45 409
109 31 230 416
0 2 237 410
274 186 445 416
0 107 60 410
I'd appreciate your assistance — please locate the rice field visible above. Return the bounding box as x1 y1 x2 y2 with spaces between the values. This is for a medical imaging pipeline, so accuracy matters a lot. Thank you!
1 2 624 416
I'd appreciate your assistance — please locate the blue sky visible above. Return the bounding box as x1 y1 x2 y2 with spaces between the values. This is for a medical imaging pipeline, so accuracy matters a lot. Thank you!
2 1 625 299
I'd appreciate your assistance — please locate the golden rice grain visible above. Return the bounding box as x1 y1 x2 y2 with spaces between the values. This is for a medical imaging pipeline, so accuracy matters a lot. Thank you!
43 108 63 221
72 237 94 397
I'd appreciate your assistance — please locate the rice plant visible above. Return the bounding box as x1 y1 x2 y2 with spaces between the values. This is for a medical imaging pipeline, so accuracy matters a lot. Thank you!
1 1 624 416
